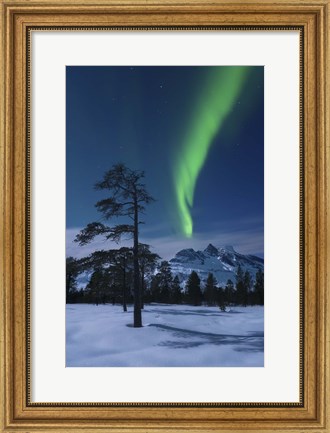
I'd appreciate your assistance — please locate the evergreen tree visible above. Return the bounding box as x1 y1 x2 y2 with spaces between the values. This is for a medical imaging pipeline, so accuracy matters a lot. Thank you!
204 273 218 306
235 264 247 306
171 275 182 304
138 244 160 308
243 270 253 306
254 268 264 305
150 273 161 302
235 266 253 306
75 163 154 327
111 247 133 312
224 279 235 305
66 257 80 303
186 271 202 306
86 268 107 305
216 287 226 311
156 261 173 303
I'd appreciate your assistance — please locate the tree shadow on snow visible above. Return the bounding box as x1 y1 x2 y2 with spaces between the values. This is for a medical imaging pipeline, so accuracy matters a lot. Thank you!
144 308 243 318
149 324 264 352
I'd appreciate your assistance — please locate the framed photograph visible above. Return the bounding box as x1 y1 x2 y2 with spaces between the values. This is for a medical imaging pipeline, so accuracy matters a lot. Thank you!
1 0 329 432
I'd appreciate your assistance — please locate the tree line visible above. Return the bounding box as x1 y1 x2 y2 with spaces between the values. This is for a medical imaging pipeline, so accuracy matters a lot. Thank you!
67 254 264 309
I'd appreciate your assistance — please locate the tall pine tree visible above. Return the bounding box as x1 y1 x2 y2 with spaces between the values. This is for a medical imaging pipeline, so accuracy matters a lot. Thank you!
66 257 80 303
75 164 154 327
243 270 252 306
235 265 245 305
224 279 235 305
171 275 183 304
254 268 264 305
204 273 218 306
138 244 160 308
156 261 173 303
186 271 202 306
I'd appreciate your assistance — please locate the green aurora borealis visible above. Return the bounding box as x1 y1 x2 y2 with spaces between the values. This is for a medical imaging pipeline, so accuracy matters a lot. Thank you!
66 66 264 259
173 66 250 238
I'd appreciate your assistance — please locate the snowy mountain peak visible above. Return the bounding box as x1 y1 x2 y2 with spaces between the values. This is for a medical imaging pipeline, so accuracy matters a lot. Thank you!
204 243 219 256
173 248 204 264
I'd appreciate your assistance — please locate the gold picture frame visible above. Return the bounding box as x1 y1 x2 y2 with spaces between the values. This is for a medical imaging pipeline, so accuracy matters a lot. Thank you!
0 0 329 431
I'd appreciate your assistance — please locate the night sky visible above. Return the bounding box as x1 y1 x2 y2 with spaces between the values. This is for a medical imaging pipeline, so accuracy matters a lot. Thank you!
66 66 264 260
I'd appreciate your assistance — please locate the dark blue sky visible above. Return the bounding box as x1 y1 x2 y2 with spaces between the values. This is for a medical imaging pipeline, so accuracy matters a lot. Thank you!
66 66 264 259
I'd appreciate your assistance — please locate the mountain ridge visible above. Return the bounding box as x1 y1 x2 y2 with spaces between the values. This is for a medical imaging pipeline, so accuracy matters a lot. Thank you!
169 244 263 286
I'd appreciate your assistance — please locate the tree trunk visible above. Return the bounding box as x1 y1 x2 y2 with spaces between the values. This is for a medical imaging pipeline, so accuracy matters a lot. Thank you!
122 266 127 312
140 268 144 309
133 193 142 327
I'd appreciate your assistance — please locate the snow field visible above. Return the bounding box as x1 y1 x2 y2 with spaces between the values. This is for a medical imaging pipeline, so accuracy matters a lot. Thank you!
66 304 264 367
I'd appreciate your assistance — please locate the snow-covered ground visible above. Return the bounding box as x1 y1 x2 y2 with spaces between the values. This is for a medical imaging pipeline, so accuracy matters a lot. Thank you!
66 304 264 367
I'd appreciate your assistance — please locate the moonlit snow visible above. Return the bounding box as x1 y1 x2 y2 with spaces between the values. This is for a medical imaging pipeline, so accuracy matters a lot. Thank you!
66 304 264 367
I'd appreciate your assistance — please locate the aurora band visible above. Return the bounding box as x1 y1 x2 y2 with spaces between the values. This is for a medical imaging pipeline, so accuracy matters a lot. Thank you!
173 66 250 237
